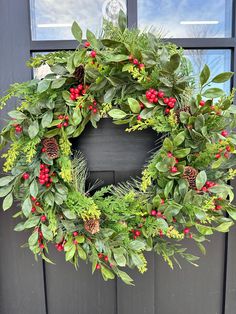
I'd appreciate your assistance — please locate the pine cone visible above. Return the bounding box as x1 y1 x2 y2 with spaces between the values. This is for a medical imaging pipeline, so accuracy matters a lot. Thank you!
183 166 198 189
175 106 191 123
74 65 85 84
84 218 100 234
42 137 59 159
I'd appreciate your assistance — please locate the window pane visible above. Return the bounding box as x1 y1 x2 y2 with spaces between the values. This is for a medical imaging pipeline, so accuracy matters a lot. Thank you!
138 0 232 38
30 0 126 40
185 50 231 92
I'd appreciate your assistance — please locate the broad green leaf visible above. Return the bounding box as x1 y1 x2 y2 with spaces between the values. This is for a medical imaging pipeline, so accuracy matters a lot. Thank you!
128 98 141 113
129 240 145 251
105 54 129 62
164 205 182 220
30 180 38 198
37 79 51 93
200 64 210 86
41 111 53 128
101 265 115 280
178 179 189 196
202 88 225 98
65 244 76 261
104 87 116 103
212 72 233 83
3 193 13 211
118 9 127 32
22 197 32 217
117 270 134 285
41 224 53 241
164 180 174 198
86 29 98 47
28 120 39 139
163 138 173 151
196 171 207 190
156 161 169 172
173 131 185 146
14 222 25 231
24 216 40 229
77 246 87 260
0 185 12 197
44 191 54 207
51 77 66 89
28 231 38 246
55 183 68 195
0 176 15 187
174 148 191 158
167 53 180 72
8 110 27 120
71 21 82 42
196 224 213 235
226 207 236 220
108 109 127 119
113 248 126 266
215 221 234 232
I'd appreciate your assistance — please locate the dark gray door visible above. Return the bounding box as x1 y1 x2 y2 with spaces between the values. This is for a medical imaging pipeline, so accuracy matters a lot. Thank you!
0 1 236 314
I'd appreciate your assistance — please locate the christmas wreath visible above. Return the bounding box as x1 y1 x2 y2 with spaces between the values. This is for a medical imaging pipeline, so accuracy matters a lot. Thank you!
1 12 236 285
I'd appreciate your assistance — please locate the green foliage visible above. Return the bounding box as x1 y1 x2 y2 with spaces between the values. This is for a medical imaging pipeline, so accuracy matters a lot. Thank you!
0 10 235 285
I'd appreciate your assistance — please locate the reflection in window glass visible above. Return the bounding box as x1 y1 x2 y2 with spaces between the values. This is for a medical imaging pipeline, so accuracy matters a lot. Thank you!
185 50 231 92
30 0 126 40
138 0 232 38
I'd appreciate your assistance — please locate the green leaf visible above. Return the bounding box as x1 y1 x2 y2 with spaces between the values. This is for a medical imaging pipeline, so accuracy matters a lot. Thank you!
86 29 98 47
118 10 127 32
30 180 38 198
22 197 32 217
41 224 53 241
105 54 129 62
0 176 15 187
51 78 66 89
3 193 13 211
14 222 25 231
37 79 51 93
41 111 53 128
24 216 40 229
44 191 54 207
129 240 146 251
163 138 173 151
212 72 233 83
215 221 234 232
72 109 82 125
71 21 82 42
164 180 174 198
173 131 185 146
128 98 141 113
178 179 189 196
117 270 134 285
28 231 38 246
200 64 210 86
164 204 182 220
101 265 115 280
196 224 213 235
55 183 68 195
174 148 191 158
156 161 170 172
196 171 207 190
77 246 87 260
108 109 127 119
65 244 76 261
104 87 117 103
226 207 236 220
0 185 12 197
28 120 39 139
202 88 225 98
167 53 180 72
113 248 126 266
8 110 27 120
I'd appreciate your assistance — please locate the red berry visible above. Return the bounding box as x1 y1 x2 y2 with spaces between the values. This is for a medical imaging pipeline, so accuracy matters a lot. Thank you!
168 102 175 108
201 186 208 192
221 130 228 137
65 115 69 121
157 211 162 217
41 147 46 153
58 115 64 120
167 152 173 157
98 253 103 259
104 256 109 262
199 100 205 107
133 58 139 65
15 126 23 133
183 228 190 234
175 158 179 164
40 164 45 169
226 146 231 152
139 63 145 69
90 51 96 58
165 108 170 114
63 122 69 127
170 166 178 173
215 205 222 210
137 114 142 121
73 231 78 237
93 108 97 113
70 94 76 101
215 153 221 159
57 123 63 128
69 88 75 93
41 215 47 222
151 210 157 216
22 173 30 180
135 230 141 237
89 105 93 110
73 240 78 245
96 264 101 270
163 98 169 104
157 91 165 98
78 84 83 90
31 207 36 213
31 196 37 202
39 244 45 249
159 230 163 237
189 234 193 239
35 202 41 206
140 103 145 109
84 41 90 47
46 183 51 188
224 152 229 158
56 244 64 251
128 55 133 61
160 199 165 205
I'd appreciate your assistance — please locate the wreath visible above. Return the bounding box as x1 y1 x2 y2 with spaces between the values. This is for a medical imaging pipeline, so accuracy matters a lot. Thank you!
1 12 236 285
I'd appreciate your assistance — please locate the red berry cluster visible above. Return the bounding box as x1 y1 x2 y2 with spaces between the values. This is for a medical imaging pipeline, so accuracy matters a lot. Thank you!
163 97 177 114
69 84 86 101
128 55 144 70
145 88 164 103
88 100 98 114
96 252 110 270
130 228 142 239
150 209 166 219
38 164 52 187
183 228 193 238
200 181 216 192
55 239 65 252
31 197 41 213
213 197 223 211
35 227 44 249
57 115 69 128
13 124 23 133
